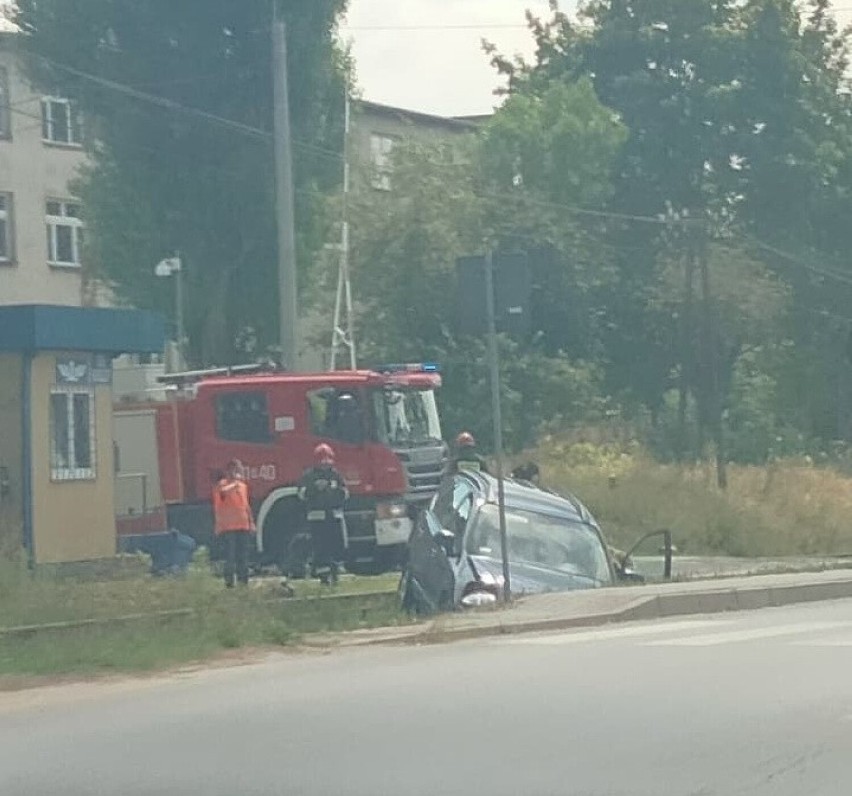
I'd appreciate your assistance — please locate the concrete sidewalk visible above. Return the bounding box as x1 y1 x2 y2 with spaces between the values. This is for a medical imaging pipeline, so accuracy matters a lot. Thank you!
317 568 852 648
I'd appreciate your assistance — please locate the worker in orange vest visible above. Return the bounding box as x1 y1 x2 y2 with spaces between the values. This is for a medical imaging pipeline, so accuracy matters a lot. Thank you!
212 458 255 587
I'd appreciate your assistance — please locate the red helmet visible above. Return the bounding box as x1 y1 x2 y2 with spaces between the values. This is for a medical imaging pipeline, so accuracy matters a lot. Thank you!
314 443 336 465
456 432 476 449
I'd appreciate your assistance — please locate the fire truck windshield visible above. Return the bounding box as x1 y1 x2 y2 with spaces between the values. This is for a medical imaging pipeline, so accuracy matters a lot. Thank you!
372 388 443 448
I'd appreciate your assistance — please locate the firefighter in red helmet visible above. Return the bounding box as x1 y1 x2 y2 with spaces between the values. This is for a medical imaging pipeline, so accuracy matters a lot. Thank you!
451 431 489 475
298 443 349 585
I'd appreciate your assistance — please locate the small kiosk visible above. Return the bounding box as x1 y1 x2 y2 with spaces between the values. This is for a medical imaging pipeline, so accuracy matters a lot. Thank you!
0 305 164 565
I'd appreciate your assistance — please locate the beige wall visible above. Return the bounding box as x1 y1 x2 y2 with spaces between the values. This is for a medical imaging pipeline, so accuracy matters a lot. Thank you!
350 102 475 193
0 39 87 306
0 354 22 555
30 353 116 563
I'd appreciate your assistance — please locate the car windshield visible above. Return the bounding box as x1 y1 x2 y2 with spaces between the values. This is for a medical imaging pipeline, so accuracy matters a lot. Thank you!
372 388 442 447
465 505 611 584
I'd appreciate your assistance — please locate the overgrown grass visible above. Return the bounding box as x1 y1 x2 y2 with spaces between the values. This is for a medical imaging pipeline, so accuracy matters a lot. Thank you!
0 561 407 678
0 558 399 628
0 591 406 678
532 436 852 557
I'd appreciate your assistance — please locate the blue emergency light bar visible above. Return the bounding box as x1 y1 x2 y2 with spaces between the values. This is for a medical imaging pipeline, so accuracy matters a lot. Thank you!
378 362 441 374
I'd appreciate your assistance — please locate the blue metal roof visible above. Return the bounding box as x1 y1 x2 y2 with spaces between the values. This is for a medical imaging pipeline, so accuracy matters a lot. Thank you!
0 305 165 354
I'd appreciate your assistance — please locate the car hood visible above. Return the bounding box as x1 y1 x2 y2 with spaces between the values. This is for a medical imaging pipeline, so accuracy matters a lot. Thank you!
468 555 608 596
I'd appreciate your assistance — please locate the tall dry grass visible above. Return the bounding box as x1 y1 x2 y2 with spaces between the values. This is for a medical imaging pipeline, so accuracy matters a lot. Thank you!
528 438 852 557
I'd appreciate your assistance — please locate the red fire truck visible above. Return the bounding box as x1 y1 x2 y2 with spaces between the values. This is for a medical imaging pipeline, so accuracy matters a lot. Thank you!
114 363 447 574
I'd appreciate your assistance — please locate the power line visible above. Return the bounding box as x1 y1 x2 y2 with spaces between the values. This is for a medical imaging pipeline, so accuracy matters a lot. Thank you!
36 54 272 142
13 55 345 161
746 235 852 288
344 23 529 32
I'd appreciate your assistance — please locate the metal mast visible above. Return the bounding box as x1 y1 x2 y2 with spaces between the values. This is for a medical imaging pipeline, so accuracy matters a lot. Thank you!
330 73 357 370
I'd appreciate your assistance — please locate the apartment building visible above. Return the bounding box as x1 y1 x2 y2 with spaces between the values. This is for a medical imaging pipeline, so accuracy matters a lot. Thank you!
352 99 481 192
0 32 88 306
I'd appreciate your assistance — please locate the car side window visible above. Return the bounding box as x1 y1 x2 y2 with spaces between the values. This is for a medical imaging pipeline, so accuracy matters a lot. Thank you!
451 482 474 535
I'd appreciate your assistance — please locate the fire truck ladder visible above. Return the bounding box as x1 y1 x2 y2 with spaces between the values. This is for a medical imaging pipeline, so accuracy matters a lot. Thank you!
157 362 277 387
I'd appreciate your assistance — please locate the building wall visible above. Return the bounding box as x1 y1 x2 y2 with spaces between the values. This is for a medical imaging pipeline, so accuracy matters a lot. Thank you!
0 353 22 555
30 353 116 563
350 101 477 194
0 37 87 306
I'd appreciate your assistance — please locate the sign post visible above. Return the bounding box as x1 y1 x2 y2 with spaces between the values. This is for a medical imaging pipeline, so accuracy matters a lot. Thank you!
484 249 511 602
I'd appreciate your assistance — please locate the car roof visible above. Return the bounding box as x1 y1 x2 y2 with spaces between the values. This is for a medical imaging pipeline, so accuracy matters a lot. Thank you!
457 470 597 526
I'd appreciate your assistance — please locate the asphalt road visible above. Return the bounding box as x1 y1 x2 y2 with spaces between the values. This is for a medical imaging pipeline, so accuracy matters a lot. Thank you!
2 600 852 796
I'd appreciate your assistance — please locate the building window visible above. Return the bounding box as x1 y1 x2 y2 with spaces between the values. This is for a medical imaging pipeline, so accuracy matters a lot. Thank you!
50 388 96 481
0 67 10 139
0 194 12 263
41 97 82 145
46 200 84 267
370 133 398 191
215 391 271 444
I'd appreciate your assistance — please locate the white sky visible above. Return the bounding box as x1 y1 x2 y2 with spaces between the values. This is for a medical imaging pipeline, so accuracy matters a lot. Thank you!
339 0 560 117
342 0 852 118
5 1 852 118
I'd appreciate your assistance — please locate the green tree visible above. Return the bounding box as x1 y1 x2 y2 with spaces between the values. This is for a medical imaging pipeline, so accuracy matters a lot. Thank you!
345 74 625 449
489 0 852 467
14 0 347 364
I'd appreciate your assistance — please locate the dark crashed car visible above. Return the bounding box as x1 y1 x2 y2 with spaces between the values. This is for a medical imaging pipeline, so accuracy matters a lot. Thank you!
399 470 671 614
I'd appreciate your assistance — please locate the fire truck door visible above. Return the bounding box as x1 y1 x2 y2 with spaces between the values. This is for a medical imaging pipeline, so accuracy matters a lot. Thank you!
113 410 163 517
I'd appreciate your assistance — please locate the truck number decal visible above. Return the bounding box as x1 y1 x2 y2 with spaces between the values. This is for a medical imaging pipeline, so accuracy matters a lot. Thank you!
247 464 278 482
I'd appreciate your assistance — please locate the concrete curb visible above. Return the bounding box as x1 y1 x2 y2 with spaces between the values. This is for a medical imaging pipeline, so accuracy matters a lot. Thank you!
347 574 852 648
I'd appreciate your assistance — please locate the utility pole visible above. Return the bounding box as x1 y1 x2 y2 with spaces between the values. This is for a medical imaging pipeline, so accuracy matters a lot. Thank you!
272 5 299 371
330 72 357 370
484 248 511 602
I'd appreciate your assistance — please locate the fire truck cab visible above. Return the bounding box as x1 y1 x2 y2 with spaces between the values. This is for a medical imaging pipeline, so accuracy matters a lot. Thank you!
114 364 447 574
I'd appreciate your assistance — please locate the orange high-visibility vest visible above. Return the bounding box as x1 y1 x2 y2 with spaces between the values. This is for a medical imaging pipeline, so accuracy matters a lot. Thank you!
213 478 254 534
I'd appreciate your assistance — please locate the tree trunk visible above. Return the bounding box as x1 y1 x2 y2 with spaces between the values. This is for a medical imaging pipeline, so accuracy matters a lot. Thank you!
200 265 233 366
698 227 727 490
677 240 695 462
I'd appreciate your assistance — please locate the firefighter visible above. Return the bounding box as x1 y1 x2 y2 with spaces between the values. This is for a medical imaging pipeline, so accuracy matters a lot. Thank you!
511 461 541 485
298 443 348 585
451 431 489 474
212 459 255 588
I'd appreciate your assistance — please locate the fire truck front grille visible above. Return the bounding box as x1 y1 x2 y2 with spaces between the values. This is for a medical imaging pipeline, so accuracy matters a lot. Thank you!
395 445 447 504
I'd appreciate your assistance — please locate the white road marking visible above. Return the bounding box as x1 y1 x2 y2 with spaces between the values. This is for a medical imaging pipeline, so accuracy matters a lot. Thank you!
502 619 731 646
643 620 852 647
790 638 852 647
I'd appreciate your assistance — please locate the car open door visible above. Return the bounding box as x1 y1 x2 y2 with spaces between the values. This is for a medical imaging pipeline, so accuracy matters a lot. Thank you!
407 509 456 612
617 529 674 583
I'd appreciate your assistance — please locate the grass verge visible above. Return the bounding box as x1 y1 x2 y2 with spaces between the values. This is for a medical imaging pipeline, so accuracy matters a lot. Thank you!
0 563 408 679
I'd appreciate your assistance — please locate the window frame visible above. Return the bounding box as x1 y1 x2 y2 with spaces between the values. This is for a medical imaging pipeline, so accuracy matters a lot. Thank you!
49 387 96 482
0 66 10 140
307 387 365 446
41 96 83 146
0 193 13 264
214 390 272 444
369 132 399 191
46 199 84 268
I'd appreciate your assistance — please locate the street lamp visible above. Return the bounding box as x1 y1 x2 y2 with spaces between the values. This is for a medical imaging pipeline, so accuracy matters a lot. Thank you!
154 254 184 367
